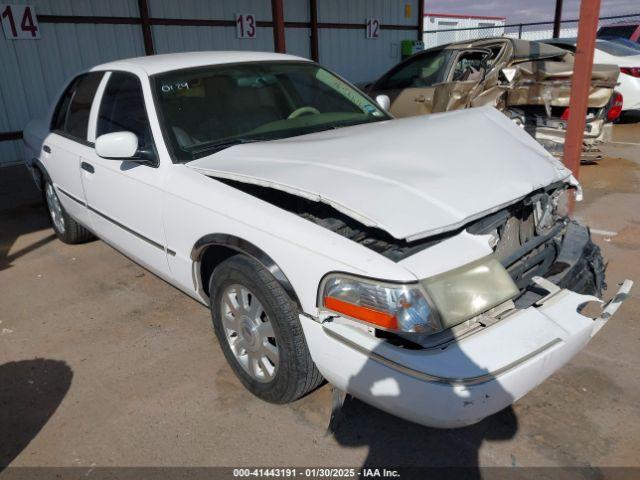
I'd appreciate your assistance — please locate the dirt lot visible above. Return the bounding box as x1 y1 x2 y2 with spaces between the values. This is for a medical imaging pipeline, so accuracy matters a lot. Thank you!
1 124 639 472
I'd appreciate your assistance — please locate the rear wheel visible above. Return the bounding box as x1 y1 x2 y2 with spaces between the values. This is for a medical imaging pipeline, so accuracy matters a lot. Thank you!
208 255 323 403
44 181 93 244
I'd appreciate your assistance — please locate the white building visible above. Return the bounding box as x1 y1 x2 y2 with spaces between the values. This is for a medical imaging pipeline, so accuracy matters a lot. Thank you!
423 12 506 48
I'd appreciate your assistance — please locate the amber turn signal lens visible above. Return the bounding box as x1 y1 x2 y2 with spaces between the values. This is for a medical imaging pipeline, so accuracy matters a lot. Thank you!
324 296 398 330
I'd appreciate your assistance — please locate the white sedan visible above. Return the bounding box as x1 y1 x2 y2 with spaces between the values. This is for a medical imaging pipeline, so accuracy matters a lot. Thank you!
23 51 631 428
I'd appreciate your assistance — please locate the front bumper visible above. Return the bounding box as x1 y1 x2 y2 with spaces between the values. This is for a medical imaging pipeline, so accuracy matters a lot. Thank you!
530 118 608 147
302 280 632 428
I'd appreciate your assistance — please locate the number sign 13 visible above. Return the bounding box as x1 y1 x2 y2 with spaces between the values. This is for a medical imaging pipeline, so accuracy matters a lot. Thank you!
366 18 380 39
235 13 256 39
1 4 39 39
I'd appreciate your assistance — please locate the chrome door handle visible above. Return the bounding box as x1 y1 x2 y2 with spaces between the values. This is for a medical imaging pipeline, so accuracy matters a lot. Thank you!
81 161 95 174
414 95 426 103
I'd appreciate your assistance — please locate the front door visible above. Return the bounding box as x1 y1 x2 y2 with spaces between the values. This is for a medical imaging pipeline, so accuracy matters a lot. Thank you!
369 48 455 118
80 71 170 276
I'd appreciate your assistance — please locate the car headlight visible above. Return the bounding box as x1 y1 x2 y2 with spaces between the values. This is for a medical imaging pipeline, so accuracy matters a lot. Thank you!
319 256 519 335
319 274 442 334
421 256 519 329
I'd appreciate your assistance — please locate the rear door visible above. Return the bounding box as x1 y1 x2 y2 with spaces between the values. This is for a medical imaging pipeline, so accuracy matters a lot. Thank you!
45 72 104 226
369 49 454 117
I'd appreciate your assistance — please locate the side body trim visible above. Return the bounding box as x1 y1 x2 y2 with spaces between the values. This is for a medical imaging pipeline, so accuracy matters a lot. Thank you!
56 185 175 256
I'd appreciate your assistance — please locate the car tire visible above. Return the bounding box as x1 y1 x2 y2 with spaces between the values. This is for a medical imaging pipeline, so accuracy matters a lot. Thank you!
43 180 94 244
209 254 323 404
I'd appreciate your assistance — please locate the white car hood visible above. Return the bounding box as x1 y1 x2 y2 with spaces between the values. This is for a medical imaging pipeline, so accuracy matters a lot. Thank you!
187 106 573 241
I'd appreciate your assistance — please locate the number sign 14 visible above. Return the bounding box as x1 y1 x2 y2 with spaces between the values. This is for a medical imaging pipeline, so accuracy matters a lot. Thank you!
1 4 39 39
235 13 256 39
366 18 380 39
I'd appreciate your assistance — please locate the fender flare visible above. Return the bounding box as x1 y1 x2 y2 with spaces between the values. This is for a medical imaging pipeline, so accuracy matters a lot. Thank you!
27 157 52 191
191 233 302 310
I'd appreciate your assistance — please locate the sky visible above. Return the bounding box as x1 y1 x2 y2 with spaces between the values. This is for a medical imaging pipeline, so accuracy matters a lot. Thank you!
424 0 639 24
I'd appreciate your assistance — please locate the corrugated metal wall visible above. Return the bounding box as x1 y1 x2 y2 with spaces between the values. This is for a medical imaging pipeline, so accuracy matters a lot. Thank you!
0 0 144 166
0 0 420 166
317 0 419 85
148 0 275 54
284 0 311 59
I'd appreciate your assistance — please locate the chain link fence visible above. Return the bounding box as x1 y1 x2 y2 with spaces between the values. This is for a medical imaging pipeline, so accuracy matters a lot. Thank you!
424 12 640 47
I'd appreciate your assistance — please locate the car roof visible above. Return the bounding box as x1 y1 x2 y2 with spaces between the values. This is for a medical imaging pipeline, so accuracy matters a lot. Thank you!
91 51 310 76
542 38 640 57
599 22 639 27
423 37 567 61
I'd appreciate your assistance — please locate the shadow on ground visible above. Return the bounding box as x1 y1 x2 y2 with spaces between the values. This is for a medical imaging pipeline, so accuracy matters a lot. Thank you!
0 166 54 271
0 359 73 469
327 338 518 477
333 398 516 476
618 110 640 125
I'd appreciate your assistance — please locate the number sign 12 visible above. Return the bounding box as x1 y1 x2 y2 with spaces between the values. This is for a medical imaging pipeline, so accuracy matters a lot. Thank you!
366 18 380 39
1 4 40 39
235 13 256 39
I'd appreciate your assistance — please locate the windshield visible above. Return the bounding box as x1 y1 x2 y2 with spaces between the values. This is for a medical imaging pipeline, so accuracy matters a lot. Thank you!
598 25 638 39
596 39 640 56
600 36 640 51
153 61 390 161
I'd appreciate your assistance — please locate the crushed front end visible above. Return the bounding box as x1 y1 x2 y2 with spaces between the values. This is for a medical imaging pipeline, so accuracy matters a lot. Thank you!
304 183 632 428
468 183 606 307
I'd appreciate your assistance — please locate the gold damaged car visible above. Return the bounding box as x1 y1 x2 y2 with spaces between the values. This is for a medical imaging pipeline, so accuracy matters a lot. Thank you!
367 37 620 160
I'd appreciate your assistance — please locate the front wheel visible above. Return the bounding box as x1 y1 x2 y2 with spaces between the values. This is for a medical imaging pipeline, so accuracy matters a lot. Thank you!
209 255 323 403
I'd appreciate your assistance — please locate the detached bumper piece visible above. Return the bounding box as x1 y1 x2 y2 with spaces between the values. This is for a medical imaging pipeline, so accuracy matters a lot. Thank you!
592 279 633 337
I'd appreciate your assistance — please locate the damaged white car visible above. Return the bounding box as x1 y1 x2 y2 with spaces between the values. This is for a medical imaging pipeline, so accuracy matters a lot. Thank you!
23 52 632 428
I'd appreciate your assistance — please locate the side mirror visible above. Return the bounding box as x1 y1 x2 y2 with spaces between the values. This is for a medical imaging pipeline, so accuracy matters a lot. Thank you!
375 94 391 111
95 132 139 159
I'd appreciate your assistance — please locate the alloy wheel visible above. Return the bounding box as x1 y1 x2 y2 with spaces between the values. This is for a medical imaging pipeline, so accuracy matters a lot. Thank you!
220 284 279 383
45 183 66 233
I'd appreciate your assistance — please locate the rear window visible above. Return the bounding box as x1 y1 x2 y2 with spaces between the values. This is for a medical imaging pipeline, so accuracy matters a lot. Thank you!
51 72 104 141
598 25 638 39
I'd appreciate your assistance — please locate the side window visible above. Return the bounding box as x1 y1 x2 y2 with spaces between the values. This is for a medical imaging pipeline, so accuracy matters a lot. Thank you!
451 51 490 82
97 72 153 149
378 50 453 90
51 72 104 141
51 79 75 131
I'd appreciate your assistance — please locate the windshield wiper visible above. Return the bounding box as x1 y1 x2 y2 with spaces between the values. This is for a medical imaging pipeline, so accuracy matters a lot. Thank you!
191 138 268 157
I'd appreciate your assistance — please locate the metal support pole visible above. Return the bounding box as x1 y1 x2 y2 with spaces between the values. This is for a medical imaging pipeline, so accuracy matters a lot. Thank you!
418 0 425 41
309 0 319 61
518 23 523 38
563 0 601 211
137 0 154 55
271 0 286 53
553 0 564 38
